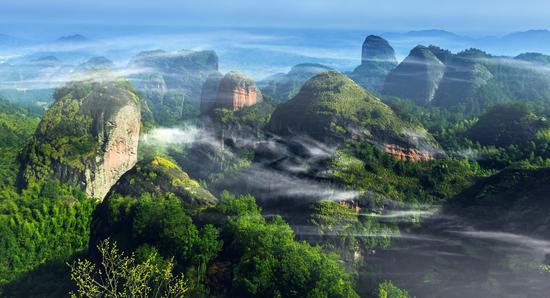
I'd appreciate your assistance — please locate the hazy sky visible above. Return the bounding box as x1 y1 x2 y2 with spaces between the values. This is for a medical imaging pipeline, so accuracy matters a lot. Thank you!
1 0 549 34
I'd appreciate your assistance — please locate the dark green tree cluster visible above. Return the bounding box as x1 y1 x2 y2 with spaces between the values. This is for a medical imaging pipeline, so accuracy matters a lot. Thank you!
0 181 96 285
213 191 359 298
332 141 475 204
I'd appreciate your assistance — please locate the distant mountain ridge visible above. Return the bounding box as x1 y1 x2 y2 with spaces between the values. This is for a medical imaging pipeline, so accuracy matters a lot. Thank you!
382 44 550 109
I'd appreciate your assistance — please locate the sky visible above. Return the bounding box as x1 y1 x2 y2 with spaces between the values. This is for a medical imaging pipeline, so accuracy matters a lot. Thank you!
1 0 549 35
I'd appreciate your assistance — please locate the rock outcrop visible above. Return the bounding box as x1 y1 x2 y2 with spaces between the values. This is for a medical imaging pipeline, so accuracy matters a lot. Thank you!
258 63 332 101
384 144 433 162
350 35 398 91
20 76 141 200
200 71 261 115
383 45 446 104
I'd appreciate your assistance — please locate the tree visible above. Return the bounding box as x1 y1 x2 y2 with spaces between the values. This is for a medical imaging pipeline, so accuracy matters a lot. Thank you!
69 239 189 298
377 281 411 298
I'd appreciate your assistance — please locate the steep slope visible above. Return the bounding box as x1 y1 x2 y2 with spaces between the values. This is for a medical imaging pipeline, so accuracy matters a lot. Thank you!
267 71 441 159
350 35 398 91
258 63 333 101
200 71 261 115
19 76 141 200
433 49 494 107
383 45 446 104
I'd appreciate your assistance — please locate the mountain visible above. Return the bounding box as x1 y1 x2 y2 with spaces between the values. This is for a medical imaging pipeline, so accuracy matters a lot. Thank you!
383 45 446 104
77 56 115 71
267 71 441 159
258 63 332 102
128 49 219 125
0 55 70 90
515 52 550 64
129 49 218 101
349 35 398 91
19 75 141 200
481 30 550 54
55 34 90 44
382 45 550 110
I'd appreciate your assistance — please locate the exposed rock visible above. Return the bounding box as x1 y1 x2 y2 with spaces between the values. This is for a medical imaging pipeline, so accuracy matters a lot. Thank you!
350 35 398 91
109 156 217 207
19 76 141 200
200 71 261 115
384 144 433 162
258 63 333 102
361 35 398 65
383 45 446 104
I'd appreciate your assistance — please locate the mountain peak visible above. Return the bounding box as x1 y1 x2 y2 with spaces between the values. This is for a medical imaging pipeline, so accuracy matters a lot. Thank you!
361 35 397 64
56 34 90 43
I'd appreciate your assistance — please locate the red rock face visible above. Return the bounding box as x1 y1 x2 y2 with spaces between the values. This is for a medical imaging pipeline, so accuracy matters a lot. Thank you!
228 85 258 111
384 144 433 162
200 71 260 115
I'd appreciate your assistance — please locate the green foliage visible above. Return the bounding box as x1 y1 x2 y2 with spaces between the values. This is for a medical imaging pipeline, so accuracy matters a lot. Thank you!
0 102 40 187
92 193 222 279
69 239 189 298
468 103 548 147
0 180 96 285
446 166 550 235
332 142 475 204
268 71 417 145
215 191 359 297
309 200 397 252
376 281 412 298
111 156 217 208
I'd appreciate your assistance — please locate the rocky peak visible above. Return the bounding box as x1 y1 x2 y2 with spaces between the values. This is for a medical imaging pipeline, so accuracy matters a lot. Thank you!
350 35 397 91
200 71 261 114
382 45 446 104
20 76 141 200
361 35 398 65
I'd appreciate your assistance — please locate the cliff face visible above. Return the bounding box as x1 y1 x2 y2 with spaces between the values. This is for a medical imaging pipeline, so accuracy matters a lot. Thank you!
384 144 433 162
20 77 140 200
350 35 398 91
200 71 261 114
383 45 446 104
